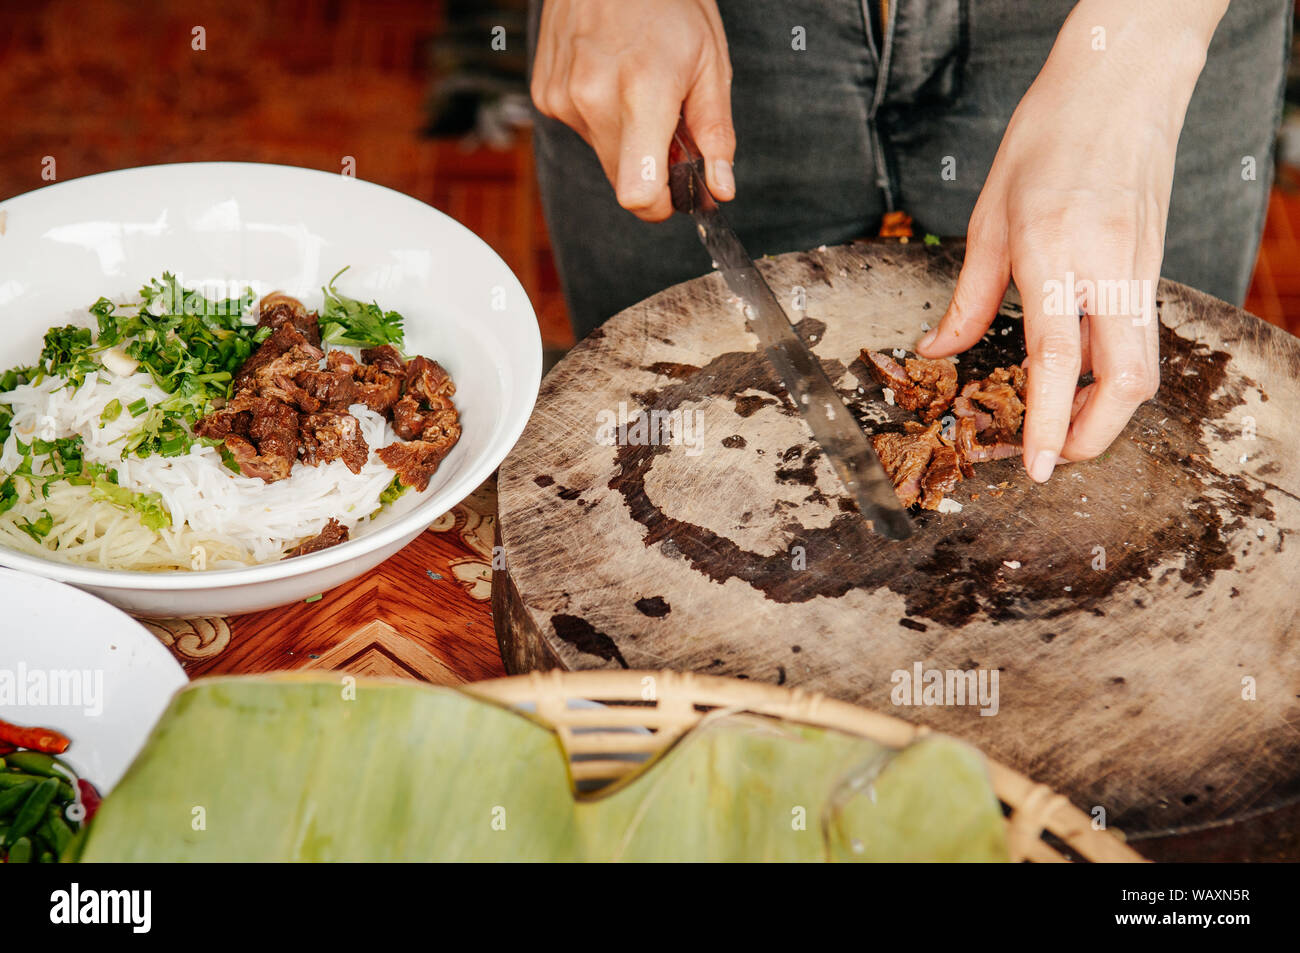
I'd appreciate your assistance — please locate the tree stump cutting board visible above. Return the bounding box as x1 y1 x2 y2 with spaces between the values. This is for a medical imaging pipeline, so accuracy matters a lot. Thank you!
495 240 1300 836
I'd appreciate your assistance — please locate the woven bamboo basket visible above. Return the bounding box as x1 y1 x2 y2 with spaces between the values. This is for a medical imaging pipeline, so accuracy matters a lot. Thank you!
467 668 1146 863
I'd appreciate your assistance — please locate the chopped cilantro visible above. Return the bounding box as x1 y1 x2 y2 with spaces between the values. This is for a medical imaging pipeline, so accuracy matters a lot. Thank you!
319 266 406 351
16 508 54 542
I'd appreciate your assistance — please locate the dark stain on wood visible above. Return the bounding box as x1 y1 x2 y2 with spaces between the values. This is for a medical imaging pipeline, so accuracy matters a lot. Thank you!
550 614 628 669
646 361 701 379
608 313 1273 628
899 618 927 632
734 395 776 417
775 446 823 486
721 435 747 449
634 596 671 617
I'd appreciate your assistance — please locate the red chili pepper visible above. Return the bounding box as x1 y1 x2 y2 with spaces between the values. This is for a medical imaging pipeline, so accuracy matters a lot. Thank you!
0 719 71 754
0 744 15 756
77 778 102 823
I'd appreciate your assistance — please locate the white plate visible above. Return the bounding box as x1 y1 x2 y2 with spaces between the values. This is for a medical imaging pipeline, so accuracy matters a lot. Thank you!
0 163 541 616
0 568 187 793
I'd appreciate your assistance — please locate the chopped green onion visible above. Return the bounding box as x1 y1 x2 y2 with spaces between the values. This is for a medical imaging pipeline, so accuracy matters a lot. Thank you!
16 509 54 542
100 398 123 425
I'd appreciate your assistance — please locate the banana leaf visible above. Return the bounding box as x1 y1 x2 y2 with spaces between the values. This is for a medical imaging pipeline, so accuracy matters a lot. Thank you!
77 675 1008 862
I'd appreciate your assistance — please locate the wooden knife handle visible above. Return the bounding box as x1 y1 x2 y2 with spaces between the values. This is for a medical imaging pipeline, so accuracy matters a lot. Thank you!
668 115 714 216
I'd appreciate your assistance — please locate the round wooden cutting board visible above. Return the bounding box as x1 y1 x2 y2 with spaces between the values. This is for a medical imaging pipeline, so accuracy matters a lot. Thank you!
495 240 1300 836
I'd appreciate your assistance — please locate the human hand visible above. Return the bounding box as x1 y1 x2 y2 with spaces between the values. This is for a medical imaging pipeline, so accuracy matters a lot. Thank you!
917 0 1228 482
531 0 735 221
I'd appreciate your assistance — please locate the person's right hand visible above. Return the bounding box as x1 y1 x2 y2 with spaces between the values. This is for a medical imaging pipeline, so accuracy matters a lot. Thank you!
531 0 736 221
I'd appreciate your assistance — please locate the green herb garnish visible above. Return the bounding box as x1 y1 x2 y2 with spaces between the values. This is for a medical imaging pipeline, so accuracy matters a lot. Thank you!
319 266 405 351
16 508 54 542
379 475 410 506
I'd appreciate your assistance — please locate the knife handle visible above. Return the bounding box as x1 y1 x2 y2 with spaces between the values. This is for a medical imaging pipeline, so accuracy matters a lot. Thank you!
668 115 715 216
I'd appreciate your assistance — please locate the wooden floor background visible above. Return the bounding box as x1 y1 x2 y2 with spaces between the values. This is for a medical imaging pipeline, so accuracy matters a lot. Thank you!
1 0 1297 343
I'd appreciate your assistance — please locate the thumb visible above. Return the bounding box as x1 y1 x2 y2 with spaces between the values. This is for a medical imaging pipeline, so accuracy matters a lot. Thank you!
918 220 1010 357
683 60 736 201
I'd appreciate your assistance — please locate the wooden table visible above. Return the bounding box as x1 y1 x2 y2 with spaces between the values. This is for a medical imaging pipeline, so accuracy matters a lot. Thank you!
140 470 1299 862
145 479 506 688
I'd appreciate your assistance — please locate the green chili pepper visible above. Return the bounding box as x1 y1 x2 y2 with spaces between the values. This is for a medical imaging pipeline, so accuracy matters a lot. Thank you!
0 782 36 816
0 771 47 789
41 810 75 853
7 836 32 863
60 826 88 863
38 850 54 863
4 751 75 782
8 777 58 843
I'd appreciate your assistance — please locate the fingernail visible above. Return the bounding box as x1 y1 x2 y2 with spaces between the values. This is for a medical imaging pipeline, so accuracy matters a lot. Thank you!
714 159 734 196
917 329 938 352
1028 450 1057 483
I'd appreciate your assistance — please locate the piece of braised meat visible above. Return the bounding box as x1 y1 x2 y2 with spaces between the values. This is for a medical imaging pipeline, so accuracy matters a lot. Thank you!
861 350 957 421
354 364 402 414
377 422 460 493
360 345 405 376
952 416 1022 467
299 411 369 474
285 517 349 558
957 365 1027 434
919 445 963 510
194 405 250 440
239 343 324 412
403 356 454 404
233 323 320 394
870 421 944 509
218 397 300 483
296 364 358 409
257 292 321 347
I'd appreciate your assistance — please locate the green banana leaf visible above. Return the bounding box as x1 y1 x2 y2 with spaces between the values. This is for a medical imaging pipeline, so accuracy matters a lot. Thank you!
78 675 1008 862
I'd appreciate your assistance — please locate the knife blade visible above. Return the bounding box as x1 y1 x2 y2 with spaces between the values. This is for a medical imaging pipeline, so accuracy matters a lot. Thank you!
668 119 913 540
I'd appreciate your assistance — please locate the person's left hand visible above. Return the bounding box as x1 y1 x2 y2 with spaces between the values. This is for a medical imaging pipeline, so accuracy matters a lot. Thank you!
916 0 1227 483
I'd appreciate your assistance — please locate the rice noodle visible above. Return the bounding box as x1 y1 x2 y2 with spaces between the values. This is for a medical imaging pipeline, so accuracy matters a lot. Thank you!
1 364 403 571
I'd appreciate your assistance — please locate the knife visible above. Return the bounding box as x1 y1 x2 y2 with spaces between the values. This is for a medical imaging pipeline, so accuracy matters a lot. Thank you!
667 118 913 540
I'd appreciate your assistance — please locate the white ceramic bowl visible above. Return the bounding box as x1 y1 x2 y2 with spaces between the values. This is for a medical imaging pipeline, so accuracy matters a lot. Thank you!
0 568 188 793
0 163 541 617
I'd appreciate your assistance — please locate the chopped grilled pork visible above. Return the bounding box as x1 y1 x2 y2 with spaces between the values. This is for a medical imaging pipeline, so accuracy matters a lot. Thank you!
354 363 402 414
867 359 1028 511
403 356 454 404
377 421 461 493
861 350 957 421
285 517 349 558
958 365 1026 434
220 398 299 482
360 345 405 376
299 411 369 474
232 323 320 394
257 292 321 346
870 422 944 509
